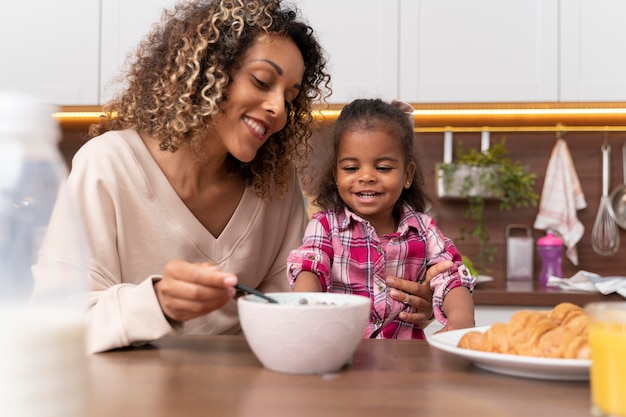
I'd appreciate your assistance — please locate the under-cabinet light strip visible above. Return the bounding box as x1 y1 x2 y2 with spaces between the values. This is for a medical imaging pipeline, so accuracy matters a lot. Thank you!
53 107 626 118
414 125 626 133
52 107 626 133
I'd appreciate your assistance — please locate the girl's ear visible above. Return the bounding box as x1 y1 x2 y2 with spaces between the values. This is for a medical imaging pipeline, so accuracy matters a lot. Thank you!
404 161 416 188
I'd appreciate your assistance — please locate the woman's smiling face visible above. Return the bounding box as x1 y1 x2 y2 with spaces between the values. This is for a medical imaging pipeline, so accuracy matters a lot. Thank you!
212 34 305 163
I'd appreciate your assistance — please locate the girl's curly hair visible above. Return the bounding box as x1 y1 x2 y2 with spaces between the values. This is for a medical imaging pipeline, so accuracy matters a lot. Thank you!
90 0 330 200
315 98 431 218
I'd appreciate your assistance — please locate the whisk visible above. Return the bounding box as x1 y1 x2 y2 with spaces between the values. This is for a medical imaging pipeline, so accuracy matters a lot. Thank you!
591 133 620 255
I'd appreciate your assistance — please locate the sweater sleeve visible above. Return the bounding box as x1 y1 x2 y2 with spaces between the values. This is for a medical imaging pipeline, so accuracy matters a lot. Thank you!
32 133 176 354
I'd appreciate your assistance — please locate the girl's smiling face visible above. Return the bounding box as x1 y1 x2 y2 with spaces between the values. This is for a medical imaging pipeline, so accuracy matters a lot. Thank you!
335 127 416 231
212 34 304 163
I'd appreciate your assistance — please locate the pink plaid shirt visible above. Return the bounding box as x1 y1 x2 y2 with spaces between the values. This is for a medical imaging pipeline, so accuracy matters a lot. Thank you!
287 204 475 339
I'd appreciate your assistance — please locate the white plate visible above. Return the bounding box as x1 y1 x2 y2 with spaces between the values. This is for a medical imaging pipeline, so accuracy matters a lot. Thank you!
427 326 591 381
475 275 494 284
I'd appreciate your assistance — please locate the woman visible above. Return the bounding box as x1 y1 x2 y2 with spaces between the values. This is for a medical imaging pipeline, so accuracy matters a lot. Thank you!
33 0 438 354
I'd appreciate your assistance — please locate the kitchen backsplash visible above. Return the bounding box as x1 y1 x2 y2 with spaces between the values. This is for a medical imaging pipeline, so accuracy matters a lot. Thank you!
57 106 626 282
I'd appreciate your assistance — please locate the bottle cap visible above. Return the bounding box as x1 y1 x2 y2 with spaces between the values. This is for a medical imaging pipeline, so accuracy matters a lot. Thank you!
0 92 60 144
537 231 563 246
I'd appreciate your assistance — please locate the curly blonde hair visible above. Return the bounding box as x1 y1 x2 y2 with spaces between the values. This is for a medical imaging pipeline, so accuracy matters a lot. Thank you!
90 0 330 200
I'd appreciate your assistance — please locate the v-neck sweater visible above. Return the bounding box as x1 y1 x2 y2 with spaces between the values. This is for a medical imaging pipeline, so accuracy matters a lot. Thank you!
33 129 307 353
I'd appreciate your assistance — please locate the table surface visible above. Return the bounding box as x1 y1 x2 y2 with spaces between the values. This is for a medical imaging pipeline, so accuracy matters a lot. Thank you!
86 335 591 417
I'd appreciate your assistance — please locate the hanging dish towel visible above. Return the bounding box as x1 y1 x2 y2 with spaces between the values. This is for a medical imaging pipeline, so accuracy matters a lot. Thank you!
534 139 587 265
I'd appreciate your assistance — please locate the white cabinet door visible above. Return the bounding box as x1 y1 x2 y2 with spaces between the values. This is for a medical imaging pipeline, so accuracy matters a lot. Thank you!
560 0 626 101
101 0 399 104
0 1 100 105
399 0 558 103
295 0 400 103
100 0 180 104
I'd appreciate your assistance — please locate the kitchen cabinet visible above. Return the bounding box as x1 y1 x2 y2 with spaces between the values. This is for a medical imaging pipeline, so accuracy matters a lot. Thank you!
294 0 399 103
560 0 626 101
297 0 561 103
399 0 626 103
98 0 626 104
103 0 400 104
0 1 100 105
100 0 180 103
301 0 626 103
398 0 559 103
3 1 626 105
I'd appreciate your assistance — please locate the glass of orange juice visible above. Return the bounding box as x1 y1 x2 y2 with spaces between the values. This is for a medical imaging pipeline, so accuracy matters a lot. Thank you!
586 302 626 417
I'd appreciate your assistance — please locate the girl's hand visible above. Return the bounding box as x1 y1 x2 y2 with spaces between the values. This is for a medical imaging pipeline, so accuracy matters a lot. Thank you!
154 260 237 322
386 260 453 325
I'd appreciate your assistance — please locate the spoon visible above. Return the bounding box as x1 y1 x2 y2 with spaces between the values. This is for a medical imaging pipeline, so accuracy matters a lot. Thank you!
235 284 279 304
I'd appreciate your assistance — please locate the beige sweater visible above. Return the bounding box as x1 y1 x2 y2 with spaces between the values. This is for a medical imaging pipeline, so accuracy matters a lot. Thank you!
33 130 307 353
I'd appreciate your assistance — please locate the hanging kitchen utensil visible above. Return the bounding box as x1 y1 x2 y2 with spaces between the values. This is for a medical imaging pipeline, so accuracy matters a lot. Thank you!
591 133 620 255
608 139 626 229
481 130 490 153
437 129 461 198
443 129 453 164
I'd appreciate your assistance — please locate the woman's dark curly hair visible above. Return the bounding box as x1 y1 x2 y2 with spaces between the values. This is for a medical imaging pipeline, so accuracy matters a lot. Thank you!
90 0 330 200
314 98 431 218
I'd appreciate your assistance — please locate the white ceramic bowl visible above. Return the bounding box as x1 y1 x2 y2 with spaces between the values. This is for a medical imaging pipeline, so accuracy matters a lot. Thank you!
238 292 371 374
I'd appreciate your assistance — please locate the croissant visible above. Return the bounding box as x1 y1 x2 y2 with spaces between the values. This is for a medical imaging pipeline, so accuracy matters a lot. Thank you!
458 302 590 359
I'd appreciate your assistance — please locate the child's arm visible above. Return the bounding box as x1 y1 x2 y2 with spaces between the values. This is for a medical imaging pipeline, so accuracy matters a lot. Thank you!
293 271 323 292
438 286 475 332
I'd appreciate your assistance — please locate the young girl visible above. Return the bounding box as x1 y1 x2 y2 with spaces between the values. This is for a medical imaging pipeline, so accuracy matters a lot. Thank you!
287 98 476 339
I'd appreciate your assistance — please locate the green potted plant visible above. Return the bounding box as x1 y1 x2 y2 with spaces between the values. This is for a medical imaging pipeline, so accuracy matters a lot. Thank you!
436 138 539 272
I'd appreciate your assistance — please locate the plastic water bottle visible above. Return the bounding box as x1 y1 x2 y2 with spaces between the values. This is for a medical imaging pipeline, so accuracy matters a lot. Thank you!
0 93 67 302
0 92 88 417
537 231 563 287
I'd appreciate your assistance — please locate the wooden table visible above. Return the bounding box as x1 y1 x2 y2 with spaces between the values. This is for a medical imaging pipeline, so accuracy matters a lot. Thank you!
87 335 591 417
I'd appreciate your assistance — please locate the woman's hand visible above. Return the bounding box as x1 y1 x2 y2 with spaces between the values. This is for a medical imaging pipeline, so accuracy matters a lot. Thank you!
154 260 238 322
386 260 453 325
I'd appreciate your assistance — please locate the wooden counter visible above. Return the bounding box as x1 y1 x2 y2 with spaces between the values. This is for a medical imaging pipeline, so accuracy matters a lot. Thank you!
86 335 591 417
472 279 623 307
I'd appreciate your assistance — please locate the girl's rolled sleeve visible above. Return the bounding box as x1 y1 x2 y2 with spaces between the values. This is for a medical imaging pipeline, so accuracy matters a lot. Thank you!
424 222 477 325
430 263 476 324
286 216 333 290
